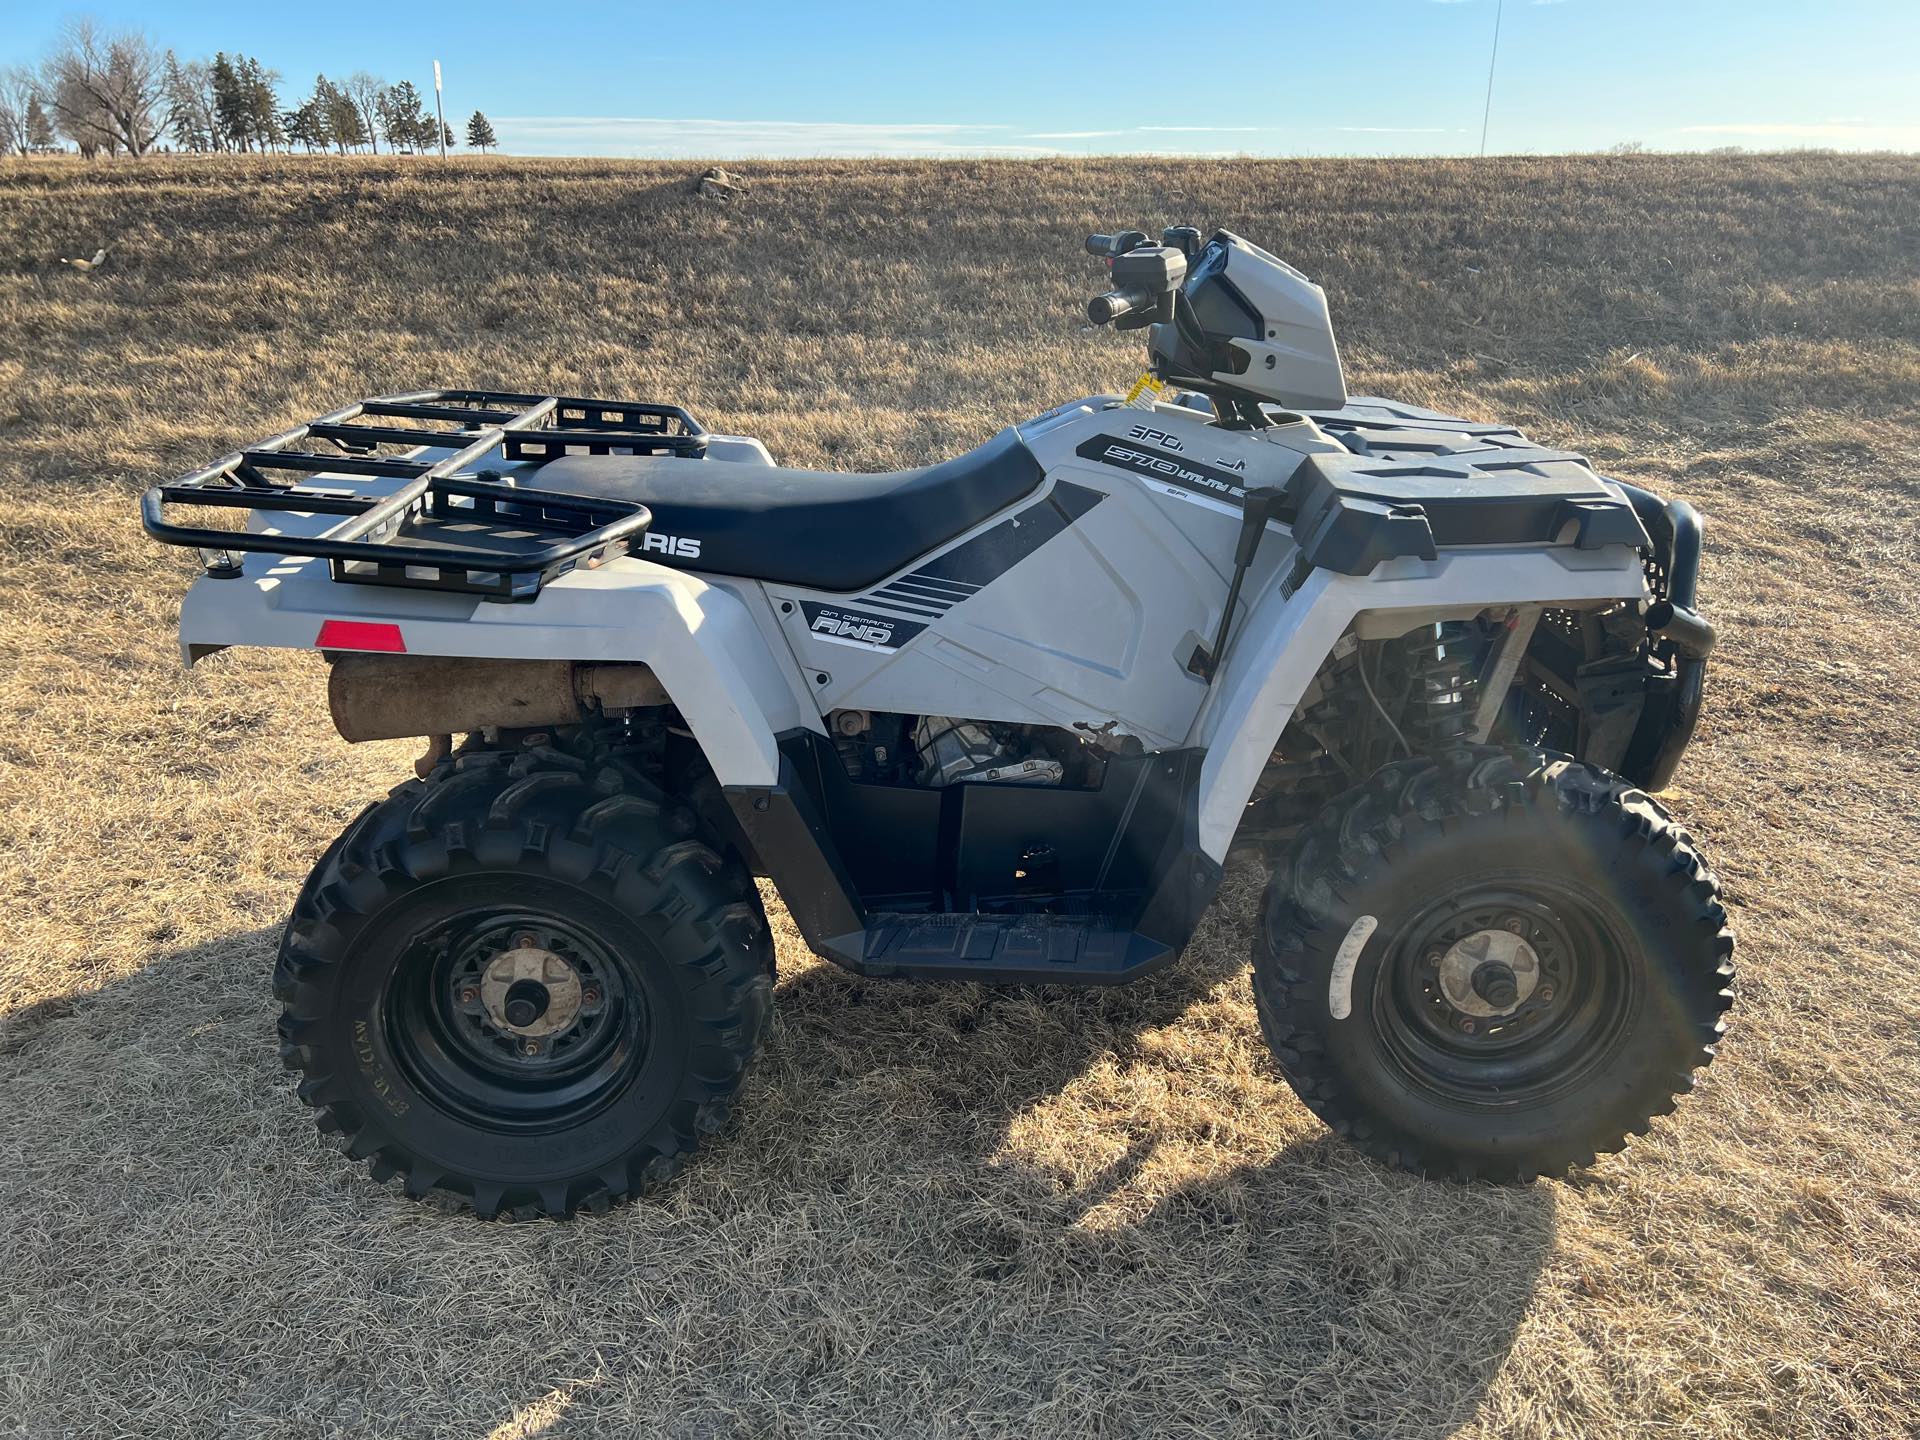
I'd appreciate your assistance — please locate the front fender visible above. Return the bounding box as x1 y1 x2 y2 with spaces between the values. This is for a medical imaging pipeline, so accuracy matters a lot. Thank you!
1191 548 1649 861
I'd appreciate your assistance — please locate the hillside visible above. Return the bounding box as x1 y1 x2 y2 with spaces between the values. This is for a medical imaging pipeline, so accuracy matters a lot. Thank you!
1 153 1917 1438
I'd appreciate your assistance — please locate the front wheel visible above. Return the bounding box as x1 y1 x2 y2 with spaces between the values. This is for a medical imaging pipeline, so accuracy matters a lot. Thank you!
274 743 773 1218
1252 748 1733 1182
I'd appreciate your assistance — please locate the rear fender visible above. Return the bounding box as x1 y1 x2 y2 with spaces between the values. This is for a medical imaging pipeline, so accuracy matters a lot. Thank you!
178 556 810 786
1192 549 1648 860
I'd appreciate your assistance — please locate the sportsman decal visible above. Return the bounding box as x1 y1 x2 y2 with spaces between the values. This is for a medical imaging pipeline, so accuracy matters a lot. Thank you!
1075 435 1247 505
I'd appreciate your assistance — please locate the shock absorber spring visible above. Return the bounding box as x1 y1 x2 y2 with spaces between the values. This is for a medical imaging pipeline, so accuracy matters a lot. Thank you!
1394 621 1483 750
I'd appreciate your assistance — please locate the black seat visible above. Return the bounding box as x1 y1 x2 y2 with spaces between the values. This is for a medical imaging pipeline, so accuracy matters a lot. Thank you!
531 428 1044 591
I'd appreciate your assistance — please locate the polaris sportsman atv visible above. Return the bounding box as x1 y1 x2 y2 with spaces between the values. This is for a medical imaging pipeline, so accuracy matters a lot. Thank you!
143 226 1733 1216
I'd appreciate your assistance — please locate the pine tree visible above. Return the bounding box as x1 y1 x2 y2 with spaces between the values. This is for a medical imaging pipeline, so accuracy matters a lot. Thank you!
210 53 247 150
376 81 433 154
239 57 282 151
285 91 330 153
441 119 456 151
315 76 364 153
376 83 411 152
26 96 55 153
295 77 333 153
465 109 496 153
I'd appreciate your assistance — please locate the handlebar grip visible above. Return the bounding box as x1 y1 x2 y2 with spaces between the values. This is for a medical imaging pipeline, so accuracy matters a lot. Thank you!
1088 287 1152 325
1085 230 1149 258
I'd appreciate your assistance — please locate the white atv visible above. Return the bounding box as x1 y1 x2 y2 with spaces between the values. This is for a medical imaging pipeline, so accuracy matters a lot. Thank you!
145 227 1733 1216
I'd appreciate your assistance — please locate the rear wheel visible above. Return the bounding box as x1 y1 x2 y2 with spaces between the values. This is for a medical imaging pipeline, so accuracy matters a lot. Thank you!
1252 747 1733 1181
274 742 772 1218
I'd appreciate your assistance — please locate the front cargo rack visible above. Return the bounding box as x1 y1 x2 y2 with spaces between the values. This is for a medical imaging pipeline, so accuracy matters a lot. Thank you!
141 389 706 601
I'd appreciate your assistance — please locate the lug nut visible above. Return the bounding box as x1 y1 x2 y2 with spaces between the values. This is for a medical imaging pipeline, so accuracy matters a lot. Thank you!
514 932 538 949
520 1038 542 1057
458 986 479 1005
1538 985 1555 1003
1425 949 1446 967
582 986 602 1006
1502 916 1529 936
1457 1017 1477 1034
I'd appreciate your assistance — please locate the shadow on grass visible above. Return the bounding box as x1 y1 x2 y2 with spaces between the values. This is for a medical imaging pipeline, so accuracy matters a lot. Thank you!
740 939 1556 1436
0 922 1552 1437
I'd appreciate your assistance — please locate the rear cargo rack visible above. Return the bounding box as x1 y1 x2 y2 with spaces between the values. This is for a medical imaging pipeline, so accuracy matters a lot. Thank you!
141 389 706 601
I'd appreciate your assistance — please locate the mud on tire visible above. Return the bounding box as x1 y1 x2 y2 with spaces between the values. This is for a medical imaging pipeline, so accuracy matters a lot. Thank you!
1252 747 1734 1182
273 742 773 1219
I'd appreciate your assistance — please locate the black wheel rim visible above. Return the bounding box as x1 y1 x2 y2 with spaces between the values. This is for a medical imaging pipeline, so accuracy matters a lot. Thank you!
1373 874 1640 1109
385 907 654 1133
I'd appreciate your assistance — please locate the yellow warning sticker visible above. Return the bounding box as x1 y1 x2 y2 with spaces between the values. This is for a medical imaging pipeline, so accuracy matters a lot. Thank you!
1123 372 1166 408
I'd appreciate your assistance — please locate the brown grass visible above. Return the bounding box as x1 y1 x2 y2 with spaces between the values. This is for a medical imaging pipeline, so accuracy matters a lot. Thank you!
1 152 1918 1439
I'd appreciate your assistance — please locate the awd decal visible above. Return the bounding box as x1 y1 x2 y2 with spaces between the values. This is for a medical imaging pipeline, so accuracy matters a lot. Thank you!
1076 435 1247 505
799 602 927 652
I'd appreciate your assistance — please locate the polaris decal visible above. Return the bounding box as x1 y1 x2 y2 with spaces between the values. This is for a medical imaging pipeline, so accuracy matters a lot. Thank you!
638 531 702 560
799 602 928 652
1075 436 1247 505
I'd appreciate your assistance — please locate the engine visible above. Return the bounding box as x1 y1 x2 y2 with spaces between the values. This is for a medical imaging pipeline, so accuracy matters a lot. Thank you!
911 717 1063 787
827 711 1104 788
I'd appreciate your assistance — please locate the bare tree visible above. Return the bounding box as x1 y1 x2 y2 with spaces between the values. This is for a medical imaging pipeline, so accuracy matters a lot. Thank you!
43 18 166 157
343 72 385 155
0 66 40 154
162 50 221 152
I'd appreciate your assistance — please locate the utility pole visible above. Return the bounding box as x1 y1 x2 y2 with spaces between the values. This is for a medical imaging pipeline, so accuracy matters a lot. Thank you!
1479 0 1503 157
433 59 447 159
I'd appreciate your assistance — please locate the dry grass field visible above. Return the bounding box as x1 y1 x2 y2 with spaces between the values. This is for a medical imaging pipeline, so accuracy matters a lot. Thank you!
1 152 1917 1438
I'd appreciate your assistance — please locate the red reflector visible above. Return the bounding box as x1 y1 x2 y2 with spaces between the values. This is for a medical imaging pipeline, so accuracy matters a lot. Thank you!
316 620 406 653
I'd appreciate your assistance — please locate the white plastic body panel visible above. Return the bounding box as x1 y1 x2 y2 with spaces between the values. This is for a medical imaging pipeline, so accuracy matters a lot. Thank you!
1191 548 1649 860
178 552 811 787
753 401 1322 750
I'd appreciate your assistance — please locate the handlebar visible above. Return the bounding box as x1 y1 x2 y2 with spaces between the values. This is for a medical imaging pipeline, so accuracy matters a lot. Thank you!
1087 287 1153 326
1085 230 1149 258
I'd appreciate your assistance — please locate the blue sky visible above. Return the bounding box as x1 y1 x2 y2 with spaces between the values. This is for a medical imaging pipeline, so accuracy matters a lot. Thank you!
8 1 1919 157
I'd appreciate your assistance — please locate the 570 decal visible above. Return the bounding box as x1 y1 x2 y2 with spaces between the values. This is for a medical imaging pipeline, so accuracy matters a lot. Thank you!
1076 435 1249 505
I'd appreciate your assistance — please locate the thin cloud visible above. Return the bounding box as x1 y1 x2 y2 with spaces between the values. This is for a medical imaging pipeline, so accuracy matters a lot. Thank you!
1674 120 1920 144
1023 125 1267 139
1333 126 1451 133
493 115 1056 158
